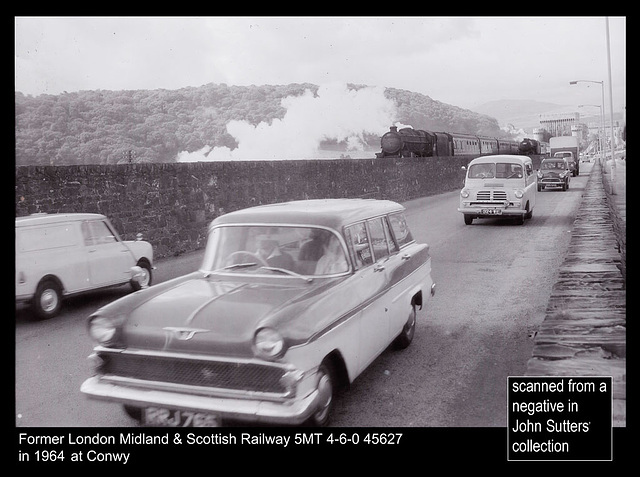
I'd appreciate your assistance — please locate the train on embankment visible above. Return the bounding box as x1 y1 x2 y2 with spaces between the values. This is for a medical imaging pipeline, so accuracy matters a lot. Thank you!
376 126 545 159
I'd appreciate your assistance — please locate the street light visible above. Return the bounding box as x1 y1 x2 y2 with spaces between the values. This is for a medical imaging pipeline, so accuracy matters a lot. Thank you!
578 104 603 158
569 80 607 162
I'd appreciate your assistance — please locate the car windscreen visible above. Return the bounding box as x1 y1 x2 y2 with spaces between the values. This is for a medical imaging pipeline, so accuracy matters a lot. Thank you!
541 161 565 170
201 225 349 276
468 162 523 179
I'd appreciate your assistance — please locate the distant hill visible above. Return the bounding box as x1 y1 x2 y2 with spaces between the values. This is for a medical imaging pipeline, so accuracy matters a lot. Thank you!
471 99 569 130
15 83 507 166
472 99 624 133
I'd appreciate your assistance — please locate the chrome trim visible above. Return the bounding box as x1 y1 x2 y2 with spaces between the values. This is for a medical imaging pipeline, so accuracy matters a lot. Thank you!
92 345 296 370
97 374 292 402
81 376 320 425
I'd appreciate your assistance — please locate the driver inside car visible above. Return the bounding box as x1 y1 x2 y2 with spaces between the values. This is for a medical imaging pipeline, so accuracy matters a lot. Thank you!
256 235 295 270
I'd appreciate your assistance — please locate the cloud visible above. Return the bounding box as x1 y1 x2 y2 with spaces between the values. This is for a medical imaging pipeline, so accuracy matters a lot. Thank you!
15 17 625 112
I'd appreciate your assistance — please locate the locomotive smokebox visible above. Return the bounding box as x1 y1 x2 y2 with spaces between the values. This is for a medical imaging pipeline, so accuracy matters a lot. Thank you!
380 127 403 156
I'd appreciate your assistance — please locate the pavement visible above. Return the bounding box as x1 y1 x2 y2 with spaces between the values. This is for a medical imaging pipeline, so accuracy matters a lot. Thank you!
525 156 626 427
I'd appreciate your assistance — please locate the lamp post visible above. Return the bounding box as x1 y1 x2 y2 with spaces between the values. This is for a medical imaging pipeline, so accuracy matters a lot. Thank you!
578 104 603 159
569 80 606 162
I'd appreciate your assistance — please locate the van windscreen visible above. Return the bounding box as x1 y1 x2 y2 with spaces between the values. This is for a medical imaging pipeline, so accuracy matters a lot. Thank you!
468 162 523 179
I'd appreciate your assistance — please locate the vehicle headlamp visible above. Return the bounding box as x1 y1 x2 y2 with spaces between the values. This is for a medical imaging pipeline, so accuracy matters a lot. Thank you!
254 327 285 359
88 314 118 344
514 190 524 199
460 189 470 198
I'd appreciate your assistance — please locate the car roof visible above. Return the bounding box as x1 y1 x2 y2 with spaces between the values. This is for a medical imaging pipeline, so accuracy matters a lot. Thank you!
468 154 531 165
15 213 106 228
211 199 405 230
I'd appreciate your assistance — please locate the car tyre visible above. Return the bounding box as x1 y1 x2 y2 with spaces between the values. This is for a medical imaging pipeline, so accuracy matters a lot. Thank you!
123 405 142 422
306 362 335 427
393 305 417 349
464 214 473 225
33 279 62 320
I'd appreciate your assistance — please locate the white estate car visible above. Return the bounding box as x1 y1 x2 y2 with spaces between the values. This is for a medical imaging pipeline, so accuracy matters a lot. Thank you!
81 199 436 427
16 213 153 319
458 155 537 225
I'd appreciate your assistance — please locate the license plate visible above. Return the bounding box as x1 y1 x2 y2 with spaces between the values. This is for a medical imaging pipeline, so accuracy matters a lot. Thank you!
142 407 220 427
481 208 502 215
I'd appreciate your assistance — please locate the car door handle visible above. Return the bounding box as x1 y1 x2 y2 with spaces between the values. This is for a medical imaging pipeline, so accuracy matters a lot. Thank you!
373 264 385 272
401 253 411 261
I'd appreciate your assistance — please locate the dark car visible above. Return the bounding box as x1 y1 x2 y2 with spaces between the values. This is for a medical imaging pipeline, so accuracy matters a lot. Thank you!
537 158 571 191
81 199 436 427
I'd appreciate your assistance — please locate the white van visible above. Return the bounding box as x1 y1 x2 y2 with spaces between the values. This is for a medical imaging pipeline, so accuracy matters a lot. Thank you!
16 213 153 319
458 155 536 225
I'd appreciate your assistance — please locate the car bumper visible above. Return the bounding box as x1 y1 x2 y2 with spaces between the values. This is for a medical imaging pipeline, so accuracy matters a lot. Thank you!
80 376 320 425
457 206 526 218
539 180 566 188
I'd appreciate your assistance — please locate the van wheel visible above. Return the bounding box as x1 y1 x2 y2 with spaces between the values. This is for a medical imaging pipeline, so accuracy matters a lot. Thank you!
131 260 152 291
393 305 417 349
306 363 335 427
525 205 533 219
464 214 473 225
33 279 62 320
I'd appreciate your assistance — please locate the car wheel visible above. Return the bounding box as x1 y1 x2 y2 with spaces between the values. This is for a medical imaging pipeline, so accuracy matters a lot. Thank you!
33 279 62 320
131 260 152 291
306 363 334 427
393 305 417 349
464 214 473 225
123 405 142 422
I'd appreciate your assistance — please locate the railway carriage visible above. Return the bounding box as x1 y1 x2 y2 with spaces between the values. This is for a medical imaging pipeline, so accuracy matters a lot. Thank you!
378 126 520 159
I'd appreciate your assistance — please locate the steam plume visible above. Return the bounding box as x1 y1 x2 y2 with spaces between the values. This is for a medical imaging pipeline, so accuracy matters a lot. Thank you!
177 83 397 161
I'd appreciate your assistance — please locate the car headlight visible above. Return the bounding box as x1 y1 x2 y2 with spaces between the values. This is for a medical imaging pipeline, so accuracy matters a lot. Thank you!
254 327 285 359
88 314 118 344
514 190 524 199
537 171 543 179
460 189 470 198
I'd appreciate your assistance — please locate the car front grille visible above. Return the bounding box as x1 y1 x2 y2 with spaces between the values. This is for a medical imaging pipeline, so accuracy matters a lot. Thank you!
98 351 289 395
476 190 507 201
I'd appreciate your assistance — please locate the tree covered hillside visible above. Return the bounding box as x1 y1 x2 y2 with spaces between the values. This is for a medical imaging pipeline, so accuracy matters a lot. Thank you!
15 83 505 165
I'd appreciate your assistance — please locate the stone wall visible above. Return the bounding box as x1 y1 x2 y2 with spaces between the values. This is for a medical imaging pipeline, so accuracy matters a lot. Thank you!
15 155 543 258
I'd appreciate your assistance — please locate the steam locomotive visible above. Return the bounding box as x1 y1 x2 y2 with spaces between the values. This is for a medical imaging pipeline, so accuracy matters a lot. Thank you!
376 126 521 158
518 138 540 155
518 137 548 155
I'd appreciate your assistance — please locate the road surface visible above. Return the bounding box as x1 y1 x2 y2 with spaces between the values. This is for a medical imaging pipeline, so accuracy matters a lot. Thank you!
15 163 592 427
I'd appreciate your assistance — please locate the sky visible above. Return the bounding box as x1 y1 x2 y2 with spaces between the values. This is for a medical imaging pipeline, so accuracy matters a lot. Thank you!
14 16 625 114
